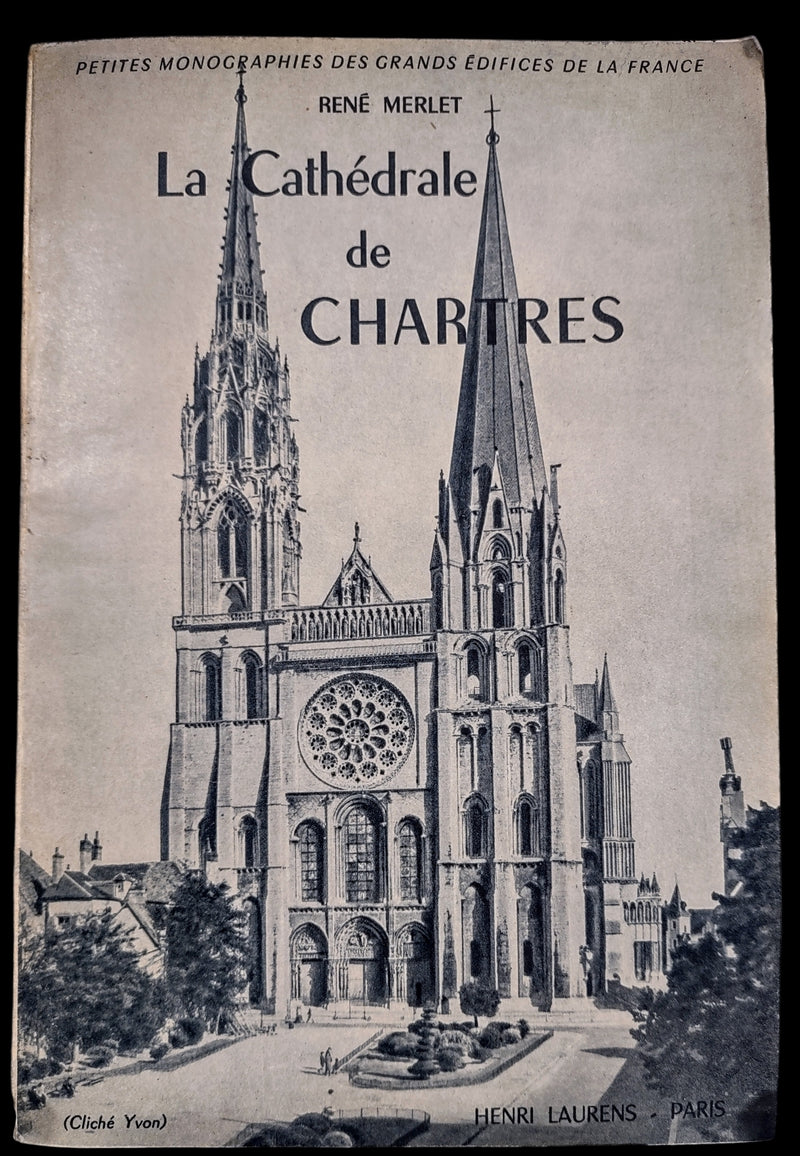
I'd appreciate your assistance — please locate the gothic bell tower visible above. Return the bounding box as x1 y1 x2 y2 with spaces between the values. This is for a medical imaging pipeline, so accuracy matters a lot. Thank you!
180 72 300 620
162 77 300 905
432 104 586 1011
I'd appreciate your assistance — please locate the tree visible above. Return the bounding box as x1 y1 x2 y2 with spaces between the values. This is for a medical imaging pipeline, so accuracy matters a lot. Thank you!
634 804 779 1139
164 872 248 1030
18 911 166 1061
459 981 501 1028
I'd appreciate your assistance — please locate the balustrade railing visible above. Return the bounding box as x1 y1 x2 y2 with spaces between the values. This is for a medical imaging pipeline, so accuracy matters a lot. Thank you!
289 600 430 644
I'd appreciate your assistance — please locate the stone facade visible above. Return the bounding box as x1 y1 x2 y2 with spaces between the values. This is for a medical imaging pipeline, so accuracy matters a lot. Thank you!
161 79 674 1015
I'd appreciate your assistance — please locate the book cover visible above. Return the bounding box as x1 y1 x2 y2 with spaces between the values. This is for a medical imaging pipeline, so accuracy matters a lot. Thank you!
17 37 777 1146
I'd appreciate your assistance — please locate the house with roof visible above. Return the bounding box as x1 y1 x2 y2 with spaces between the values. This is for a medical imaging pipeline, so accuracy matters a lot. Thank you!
36 834 183 977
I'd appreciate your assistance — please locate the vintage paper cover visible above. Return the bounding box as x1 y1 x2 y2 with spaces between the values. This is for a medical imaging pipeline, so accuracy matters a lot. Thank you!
17 37 777 1146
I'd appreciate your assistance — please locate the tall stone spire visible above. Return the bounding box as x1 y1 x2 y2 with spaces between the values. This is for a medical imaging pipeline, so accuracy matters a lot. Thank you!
448 99 548 532
215 69 268 340
598 653 620 735
180 72 301 616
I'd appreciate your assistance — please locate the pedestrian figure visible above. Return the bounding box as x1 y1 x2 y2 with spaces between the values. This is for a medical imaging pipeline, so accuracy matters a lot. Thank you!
319 1050 326 1074
306 1007 313 1023
28 1086 46 1110
332 1058 339 1075
324 1046 333 1075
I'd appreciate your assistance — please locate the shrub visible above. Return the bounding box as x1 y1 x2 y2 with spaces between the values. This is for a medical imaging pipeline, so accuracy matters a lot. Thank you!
437 1046 466 1072
84 1045 114 1068
438 1029 469 1051
176 1017 204 1045
17 1054 47 1084
293 1114 334 1137
492 1021 513 1032
501 1028 521 1045
100 1038 120 1054
321 1132 354 1147
517 1018 530 1039
149 1043 170 1061
168 1024 190 1048
438 1021 471 1035
243 1124 320 1147
470 1043 491 1063
406 1019 425 1035
377 1031 419 1058
478 1024 504 1050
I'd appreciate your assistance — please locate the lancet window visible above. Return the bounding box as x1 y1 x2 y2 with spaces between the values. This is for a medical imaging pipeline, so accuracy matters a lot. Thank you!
217 501 248 579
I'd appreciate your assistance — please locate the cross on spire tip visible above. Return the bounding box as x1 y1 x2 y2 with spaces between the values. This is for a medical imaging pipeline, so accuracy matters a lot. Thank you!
485 95 500 145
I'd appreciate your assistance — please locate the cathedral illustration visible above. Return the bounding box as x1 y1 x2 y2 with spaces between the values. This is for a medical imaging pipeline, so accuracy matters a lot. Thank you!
161 78 682 1015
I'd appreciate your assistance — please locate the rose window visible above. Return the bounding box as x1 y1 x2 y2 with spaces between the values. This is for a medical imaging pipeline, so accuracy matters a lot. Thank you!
299 674 414 787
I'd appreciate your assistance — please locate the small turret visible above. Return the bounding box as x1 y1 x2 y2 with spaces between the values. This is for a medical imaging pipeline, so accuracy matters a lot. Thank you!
719 737 746 896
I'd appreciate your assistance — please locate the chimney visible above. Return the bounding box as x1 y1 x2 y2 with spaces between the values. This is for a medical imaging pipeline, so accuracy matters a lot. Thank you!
79 833 92 874
52 847 64 882
92 831 103 862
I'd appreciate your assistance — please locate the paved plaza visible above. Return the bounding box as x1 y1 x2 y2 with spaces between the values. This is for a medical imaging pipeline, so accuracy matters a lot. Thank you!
18 1015 677 1148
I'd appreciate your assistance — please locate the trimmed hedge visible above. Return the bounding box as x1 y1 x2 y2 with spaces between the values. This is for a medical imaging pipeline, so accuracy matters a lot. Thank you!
478 1024 505 1049
437 1046 466 1072
377 1031 419 1058
438 1029 469 1052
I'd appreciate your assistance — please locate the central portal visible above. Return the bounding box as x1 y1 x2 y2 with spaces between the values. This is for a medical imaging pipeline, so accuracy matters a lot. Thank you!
335 919 388 1005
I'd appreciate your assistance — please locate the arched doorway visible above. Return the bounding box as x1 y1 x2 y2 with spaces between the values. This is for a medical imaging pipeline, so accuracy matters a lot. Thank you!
335 919 388 1006
396 924 434 1007
517 884 545 1002
462 883 490 983
290 925 328 1007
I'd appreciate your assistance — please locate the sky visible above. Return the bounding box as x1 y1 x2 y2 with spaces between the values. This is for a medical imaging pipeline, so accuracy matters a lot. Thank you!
19 37 776 909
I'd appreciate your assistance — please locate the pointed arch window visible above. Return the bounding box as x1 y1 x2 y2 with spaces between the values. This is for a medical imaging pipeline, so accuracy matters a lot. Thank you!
254 409 269 463
195 419 208 464
238 815 258 868
466 645 484 700
344 806 381 903
514 795 539 857
432 574 443 631
464 796 488 859
492 498 503 528
242 652 263 719
282 511 296 596
518 644 532 694
218 502 248 579
198 816 216 871
297 822 324 902
224 408 242 460
398 820 422 902
554 570 565 624
201 654 222 721
492 570 509 628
